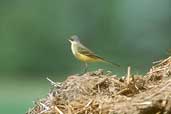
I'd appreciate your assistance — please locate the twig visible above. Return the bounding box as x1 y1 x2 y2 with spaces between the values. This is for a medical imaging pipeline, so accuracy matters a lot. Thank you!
38 109 49 114
127 66 131 85
46 77 61 87
55 106 64 114
132 101 152 106
97 84 101 93
153 59 163 64
145 80 171 100
115 88 130 95
38 102 50 114
39 102 49 110
67 104 73 114
153 56 171 67
85 99 93 108
135 84 141 93
148 67 167 74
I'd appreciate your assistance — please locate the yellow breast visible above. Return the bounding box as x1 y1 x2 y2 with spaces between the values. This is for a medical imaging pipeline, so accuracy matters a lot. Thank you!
71 42 101 62
75 53 100 62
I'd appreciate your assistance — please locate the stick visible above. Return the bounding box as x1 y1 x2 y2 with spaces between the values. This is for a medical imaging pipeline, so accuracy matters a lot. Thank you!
38 102 50 114
55 106 64 114
85 99 93 108
145 80 171 100
46 77 61 87
127 66 131 85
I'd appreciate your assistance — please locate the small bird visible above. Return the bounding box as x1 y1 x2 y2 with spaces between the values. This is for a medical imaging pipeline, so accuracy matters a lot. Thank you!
68 35 120 73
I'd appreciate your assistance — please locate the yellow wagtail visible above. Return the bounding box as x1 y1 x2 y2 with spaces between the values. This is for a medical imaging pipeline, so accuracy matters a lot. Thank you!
68 35 120 73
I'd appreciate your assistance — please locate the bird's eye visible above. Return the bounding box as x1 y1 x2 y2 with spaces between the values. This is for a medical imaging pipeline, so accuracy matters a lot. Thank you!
70 38 74 41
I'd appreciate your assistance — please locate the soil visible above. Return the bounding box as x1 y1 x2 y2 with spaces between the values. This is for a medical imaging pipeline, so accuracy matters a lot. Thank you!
26 56 171 114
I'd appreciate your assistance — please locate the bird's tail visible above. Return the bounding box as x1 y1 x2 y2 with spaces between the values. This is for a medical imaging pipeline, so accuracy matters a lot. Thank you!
101 59 120 67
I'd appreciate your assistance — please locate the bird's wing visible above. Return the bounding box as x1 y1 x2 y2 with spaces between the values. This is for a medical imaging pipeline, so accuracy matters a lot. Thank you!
77 44 104 60
77 43 120 67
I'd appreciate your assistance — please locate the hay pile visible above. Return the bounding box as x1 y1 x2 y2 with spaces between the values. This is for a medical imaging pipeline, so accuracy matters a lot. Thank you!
26 56 171 114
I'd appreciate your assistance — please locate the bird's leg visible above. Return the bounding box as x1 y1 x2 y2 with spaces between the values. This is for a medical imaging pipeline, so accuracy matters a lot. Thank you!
84 62 88 73
78 62 88 76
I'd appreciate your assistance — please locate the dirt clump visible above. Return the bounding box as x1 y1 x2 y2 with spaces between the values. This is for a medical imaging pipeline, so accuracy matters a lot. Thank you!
26 56 171 114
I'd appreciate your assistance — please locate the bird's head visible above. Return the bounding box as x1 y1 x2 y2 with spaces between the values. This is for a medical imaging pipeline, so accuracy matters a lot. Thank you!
68 35 80 44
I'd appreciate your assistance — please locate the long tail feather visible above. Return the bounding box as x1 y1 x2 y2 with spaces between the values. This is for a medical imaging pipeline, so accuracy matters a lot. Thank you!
101 59 120 67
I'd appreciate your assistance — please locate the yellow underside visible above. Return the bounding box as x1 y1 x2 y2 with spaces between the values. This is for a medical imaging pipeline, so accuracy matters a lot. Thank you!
75 53 102 62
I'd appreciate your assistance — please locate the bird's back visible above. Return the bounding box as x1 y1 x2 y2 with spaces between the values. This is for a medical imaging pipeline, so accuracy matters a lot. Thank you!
71 42 103 62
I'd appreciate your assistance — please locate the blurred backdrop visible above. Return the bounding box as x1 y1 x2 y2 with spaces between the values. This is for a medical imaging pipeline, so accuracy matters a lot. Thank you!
0 0 170 113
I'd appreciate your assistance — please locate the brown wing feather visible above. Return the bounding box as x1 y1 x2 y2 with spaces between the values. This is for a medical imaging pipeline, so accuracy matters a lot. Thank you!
77 45 104 60
77 43 120 67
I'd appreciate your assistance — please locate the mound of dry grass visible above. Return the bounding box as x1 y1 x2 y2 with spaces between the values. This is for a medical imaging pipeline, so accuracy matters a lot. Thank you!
26 56 171 114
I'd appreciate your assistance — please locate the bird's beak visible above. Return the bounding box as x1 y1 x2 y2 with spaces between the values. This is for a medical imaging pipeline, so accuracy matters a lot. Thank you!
68 39 72 43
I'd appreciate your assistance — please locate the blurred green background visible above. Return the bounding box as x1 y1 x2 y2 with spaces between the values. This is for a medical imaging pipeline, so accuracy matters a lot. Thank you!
0 0 170 113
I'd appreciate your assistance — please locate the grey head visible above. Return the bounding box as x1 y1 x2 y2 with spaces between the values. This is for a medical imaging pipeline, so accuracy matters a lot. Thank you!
68 35 80 43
